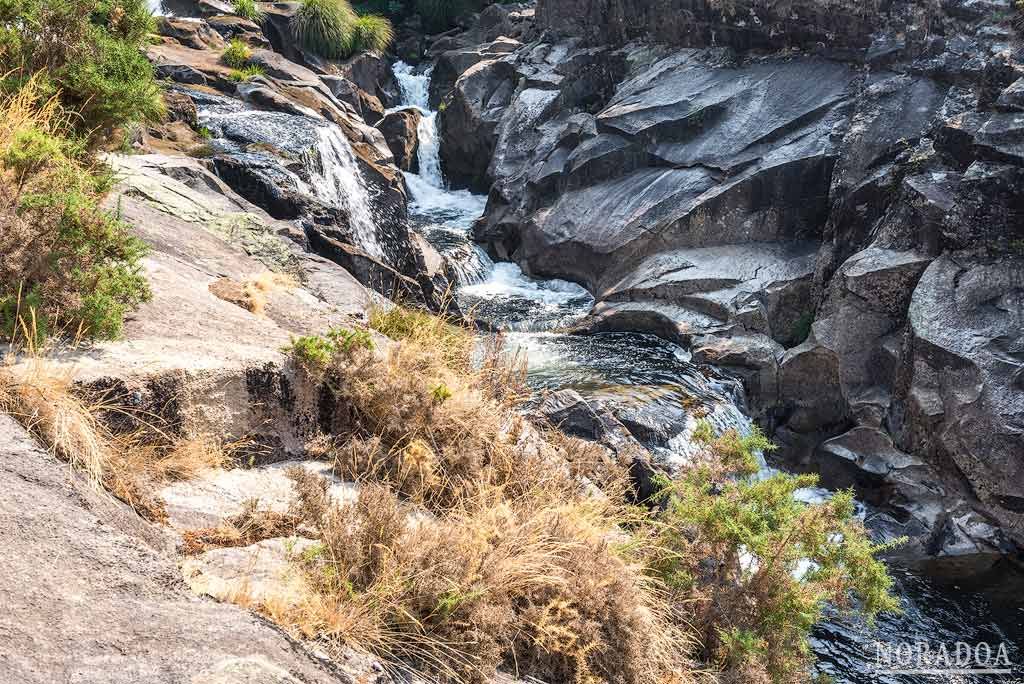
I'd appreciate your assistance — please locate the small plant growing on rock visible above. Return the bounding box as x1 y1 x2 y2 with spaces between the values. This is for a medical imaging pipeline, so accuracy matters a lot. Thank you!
222 38 254 68
228 65 266 82
284 326 374 371
232 0 265 22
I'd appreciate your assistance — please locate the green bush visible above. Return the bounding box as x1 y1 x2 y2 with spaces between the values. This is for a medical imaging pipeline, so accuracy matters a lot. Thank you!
0 0 164 140
284 327 374 370
291 0 394 58
351 14 394 52
649 422 901 681
232 0 265 22
221 38 253 68
292 0 358 59
0 83 151 342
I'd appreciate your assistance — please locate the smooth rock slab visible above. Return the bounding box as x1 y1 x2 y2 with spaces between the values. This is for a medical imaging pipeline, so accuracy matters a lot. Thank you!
0 416 347 684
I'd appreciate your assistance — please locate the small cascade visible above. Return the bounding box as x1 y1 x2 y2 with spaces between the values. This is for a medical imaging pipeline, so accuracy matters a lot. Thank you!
392 62 444 188
392 60 493 285
306 126 385 261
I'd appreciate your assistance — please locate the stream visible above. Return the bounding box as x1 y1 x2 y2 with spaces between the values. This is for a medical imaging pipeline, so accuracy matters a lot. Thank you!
391 61 1024 684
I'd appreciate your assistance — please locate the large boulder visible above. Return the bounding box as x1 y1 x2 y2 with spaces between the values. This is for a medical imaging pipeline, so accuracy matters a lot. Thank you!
899 255 1024 548
438 58 517 191
0 416 347 684
377 108 422 172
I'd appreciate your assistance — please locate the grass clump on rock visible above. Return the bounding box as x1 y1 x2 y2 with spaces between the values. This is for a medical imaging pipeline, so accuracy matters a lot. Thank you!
232 0 265 22
221 38 254 68
291 0 393 59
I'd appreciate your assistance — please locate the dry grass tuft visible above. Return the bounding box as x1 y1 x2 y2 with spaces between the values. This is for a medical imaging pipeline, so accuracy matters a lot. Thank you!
0 356 234 520
267 306 692 684
209 271 297 316
182 498 303 555
259 469 692 684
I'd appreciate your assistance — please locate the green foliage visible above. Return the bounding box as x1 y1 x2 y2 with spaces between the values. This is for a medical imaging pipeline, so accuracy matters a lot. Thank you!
284 327 374 370
327 326 375 353
0 87 151 342
351 14 394 52
650 426 901 681
232 0 265 22
228 65 266 82
430 382 452 403
0 0 164 139
285 334 337 369
221 38 253 68
291 0 393 58
292 0 358 59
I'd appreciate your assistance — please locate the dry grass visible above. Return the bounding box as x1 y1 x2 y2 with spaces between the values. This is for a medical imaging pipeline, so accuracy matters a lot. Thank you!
260 306 697 683
255 470 694 684
182 498 303 555
0 356 232 520
209 271 298 316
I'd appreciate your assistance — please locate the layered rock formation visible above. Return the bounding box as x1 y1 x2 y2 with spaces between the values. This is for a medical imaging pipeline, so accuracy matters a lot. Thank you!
432 0 1024 570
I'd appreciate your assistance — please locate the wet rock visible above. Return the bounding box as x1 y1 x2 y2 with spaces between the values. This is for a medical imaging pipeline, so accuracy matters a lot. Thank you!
377 108 422 172
538 389 632 446
536 389 665 502
438 58 516 191
692 332 784 416
899 255 1024 549
430 38 522 106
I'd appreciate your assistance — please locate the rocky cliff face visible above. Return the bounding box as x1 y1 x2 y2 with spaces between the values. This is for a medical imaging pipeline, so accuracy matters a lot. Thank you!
433 0 1024 572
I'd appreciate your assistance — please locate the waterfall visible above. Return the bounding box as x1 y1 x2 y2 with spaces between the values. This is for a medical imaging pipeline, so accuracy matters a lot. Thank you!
306 125 384 261
393 62 444 189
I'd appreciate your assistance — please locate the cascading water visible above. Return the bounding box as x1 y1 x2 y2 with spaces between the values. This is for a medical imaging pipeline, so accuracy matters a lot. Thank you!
306 126 385 261
394 61 1024 683
391 62 493 285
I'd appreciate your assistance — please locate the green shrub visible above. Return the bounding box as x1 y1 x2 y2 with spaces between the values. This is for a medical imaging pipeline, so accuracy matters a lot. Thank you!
232 0 265 22
650 425 901 681
0 0 164 139
351 14 394 52
221 38 253 68
291 0 358 59
0 82 151 342
284 326 374 370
